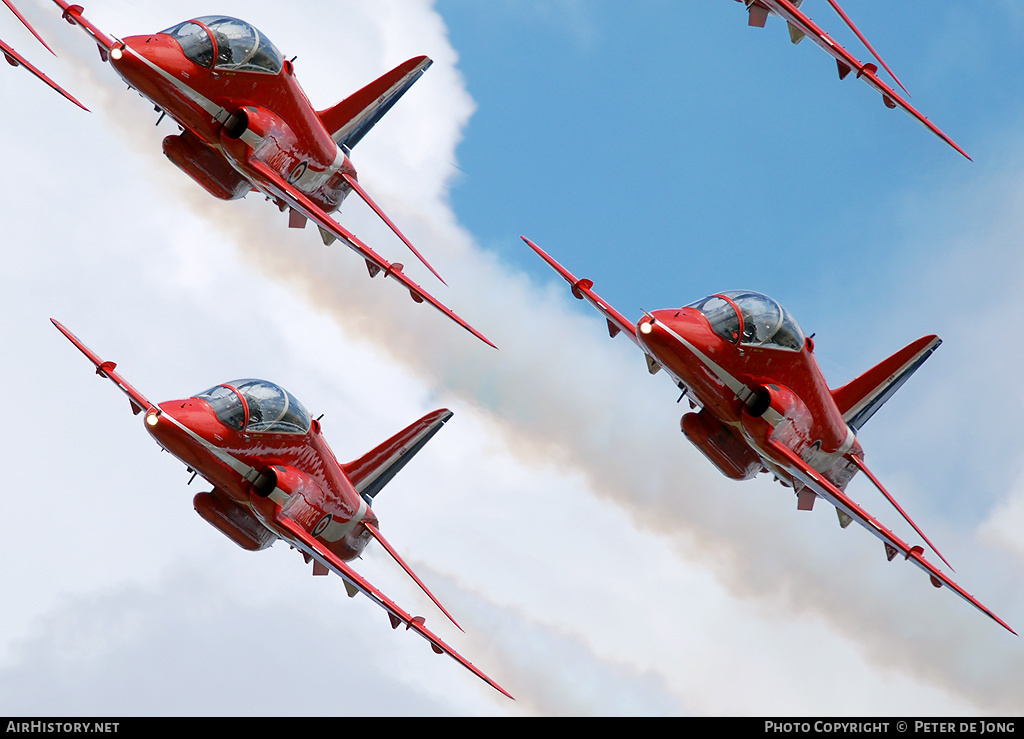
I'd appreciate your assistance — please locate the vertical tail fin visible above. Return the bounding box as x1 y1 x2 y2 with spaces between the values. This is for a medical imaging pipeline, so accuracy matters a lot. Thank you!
831 335 941 433
343 408 452 502
318 56 432 151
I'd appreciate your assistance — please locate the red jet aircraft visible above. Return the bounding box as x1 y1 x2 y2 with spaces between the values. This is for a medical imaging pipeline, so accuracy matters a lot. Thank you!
52 319 513 699
734 0 970 159
35 1 493 347
1 0 86 108
524 236 1014 635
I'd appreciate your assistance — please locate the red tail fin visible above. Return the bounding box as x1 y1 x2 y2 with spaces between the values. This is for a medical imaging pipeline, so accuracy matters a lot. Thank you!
831 335 940 433
343 409 452 501
318 56 432 151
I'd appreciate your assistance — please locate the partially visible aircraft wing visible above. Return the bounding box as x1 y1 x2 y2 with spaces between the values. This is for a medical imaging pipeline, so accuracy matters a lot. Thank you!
1 0 88 110
245 158 496 349
522 236 640 345
746 0 970 160
3 0 55 54
272 512 514 699
762 437 1016 635
51 319 155 415
52 0 117 54
0 36 87 109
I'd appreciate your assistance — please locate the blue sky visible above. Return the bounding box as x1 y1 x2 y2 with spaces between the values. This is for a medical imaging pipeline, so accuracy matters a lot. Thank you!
438 1 1016 303
1 0 1023 716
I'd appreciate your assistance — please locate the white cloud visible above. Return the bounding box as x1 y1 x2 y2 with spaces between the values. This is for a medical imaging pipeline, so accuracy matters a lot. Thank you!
1 0 1021 717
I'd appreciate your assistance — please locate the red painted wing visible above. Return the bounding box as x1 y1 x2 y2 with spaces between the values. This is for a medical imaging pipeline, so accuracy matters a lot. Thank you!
51 319 155 415
342 172 447 285
763 438 1016 635
521 236 639 344
3 0 55 55
0 36 87 110
822 0 906 94
51 0 117 53
757 0 970 160
365 522 463 632
273 514 514 700
245 158 496 349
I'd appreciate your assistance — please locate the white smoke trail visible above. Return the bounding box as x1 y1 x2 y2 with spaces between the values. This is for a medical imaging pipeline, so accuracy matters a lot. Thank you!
16 0 1024 714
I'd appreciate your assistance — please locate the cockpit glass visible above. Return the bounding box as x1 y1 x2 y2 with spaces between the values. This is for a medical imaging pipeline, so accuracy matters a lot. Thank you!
195 16 283 74
196 380 312 434
686 295 741 344
688 291 804 351
193 380 309 431
196 384 245 430
234 379 310 434
161 21 214 68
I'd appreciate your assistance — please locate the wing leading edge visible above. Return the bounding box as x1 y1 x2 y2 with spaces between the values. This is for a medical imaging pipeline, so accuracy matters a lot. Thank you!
246 159 496 349
51 319 155 416
749 0 970 160
522 236 639 345
1 0 88 110
272 513 514 699
763 438 1016 635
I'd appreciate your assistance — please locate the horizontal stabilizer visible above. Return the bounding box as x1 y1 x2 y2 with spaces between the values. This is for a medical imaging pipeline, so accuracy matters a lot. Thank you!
849 455 954 571
272 514 513 697
318 56 432 151
365 522 462 631
825 0 909 95
343 409 453 501
831 335 940 433
342 172 446 284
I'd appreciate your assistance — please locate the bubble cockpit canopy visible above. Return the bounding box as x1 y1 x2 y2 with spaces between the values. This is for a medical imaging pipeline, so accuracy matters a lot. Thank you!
687 290 804 351
196 379 311 434
161 16 283 74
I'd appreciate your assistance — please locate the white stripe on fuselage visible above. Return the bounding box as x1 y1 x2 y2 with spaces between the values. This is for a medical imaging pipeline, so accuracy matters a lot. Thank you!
644 318 854 474
119 44 346 194
153 411 365 543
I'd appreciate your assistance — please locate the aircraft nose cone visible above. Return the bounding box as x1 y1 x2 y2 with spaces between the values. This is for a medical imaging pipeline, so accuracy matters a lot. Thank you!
637 308 717 362
639 308 690 341
109 34 174 77
143 401 179 444
144 399 204 446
